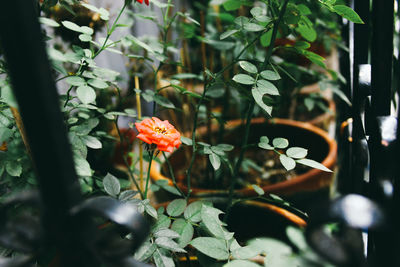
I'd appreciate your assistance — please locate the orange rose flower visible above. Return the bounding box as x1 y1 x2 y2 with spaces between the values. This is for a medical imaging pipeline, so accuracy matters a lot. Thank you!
135 117 181 152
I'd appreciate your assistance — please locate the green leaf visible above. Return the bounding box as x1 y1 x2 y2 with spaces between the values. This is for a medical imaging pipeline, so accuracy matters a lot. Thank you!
154 95 175 109
166 199 187 217
155 237 186 253
74 156 91 177
181 136 193 146
39 17 60 27
252 87 272 116
304 97 315 111
296 21 317 42
251 184 265 196
220 29 239 40
248 238 292 266
232 74 255 85
5 161 22 177
223 0 242 11
297 4 311 15
209 153 221 170
61 21 81 32
190 237 229 260
201 205 232 240
135 242 157 262
239 61 258 74
272 138 289 149
333 5 364 24
79 34 92 42
294 41 311 50
256 80 279 95
286 147 308 159
82 135 102 149
88 79 108 89
286 226 308 250
65 76 86 86
152 214 171 232
118 190 138 201
171 218 194 248
154 228 180 239
296 158 332 172
216 144 234 151
103 173 121 197
279 154 296 171
76 85 96 104
232 244 262 260
250 7 263 17
225 260 260 267
243 22 265 32
258 142 274 150
153 249 174 267
144 200 158 219
184 201 207 223
260 30 272 47
260 70 280 81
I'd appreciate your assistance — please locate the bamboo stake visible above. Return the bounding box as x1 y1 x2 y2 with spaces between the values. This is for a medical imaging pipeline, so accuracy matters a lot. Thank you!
10 107 32 156
135 76 144 192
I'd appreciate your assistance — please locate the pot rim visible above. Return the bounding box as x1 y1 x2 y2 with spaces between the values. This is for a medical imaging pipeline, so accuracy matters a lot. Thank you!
150 118 337 197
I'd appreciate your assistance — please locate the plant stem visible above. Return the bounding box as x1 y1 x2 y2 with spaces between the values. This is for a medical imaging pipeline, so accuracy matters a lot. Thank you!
144 149 155 199
226 0 289 214
162 151 186 199
114 119 144 199
135 76 144 192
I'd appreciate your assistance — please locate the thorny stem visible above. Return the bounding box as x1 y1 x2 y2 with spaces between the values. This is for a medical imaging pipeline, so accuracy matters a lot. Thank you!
162 151 186 199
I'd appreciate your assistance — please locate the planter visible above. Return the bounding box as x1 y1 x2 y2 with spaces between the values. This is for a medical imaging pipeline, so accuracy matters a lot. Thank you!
151 118 337 208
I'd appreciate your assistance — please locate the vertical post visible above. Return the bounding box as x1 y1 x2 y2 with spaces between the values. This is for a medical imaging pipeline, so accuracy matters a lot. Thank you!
0 0 97 265
370 0 394 116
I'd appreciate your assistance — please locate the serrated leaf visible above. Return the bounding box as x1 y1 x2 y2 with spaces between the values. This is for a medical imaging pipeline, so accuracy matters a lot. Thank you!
153 249 174 267
333 5 364 24
201 205 232 240
166 199 187 217
154 95 175 109
144 201 158 219
250 7 263 17
103 173 120 197
233 74 255 85
118 190 138 201
76 85 96 104
251 184 265 196
134 242 157 262
260 70 280 81
286 147 308 159
279 154 296 171
152 214 171 232
190 237 229 260
154 228 180 239
155 237 186 253
232 245 262 260
171 219 194 248
252 87 272 116
184 201 205 223
239 61 258 74
220 29 239 40
272 138 289 149
209 153 221 170
296 158 332 172
256 80 279 95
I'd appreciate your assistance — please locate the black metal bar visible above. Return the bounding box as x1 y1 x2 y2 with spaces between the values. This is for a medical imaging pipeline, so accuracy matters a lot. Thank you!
370 0 394 116
0 0 96 265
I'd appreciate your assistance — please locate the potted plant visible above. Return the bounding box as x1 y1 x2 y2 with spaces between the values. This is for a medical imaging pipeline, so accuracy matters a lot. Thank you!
0 0 364 266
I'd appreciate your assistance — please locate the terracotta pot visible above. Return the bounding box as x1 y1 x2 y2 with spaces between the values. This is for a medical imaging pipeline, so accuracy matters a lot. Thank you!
151 118 337 203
